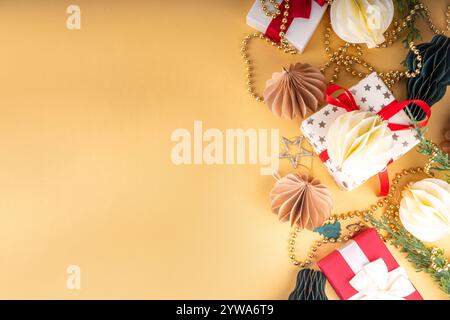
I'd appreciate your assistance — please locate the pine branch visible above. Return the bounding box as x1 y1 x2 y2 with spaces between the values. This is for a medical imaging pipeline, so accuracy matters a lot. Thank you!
366 215 450 296
394 0 423 47
405 108 450 183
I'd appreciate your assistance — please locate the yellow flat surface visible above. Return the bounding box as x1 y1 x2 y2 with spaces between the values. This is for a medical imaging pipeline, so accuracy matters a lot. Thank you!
0 0 448 299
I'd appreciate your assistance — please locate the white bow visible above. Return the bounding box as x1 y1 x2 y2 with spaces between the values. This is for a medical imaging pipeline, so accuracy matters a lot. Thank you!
349 258 416 300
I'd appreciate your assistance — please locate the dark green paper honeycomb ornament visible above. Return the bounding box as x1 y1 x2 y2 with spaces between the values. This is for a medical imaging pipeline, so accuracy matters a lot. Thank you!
406 35 450 121
288 269 328 300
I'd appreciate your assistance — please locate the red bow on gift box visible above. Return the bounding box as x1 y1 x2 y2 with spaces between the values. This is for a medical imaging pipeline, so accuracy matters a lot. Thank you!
265 0 327 42
319 84 431 197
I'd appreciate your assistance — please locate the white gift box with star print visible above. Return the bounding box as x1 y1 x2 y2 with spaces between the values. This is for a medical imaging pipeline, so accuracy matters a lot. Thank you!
300 72 420 191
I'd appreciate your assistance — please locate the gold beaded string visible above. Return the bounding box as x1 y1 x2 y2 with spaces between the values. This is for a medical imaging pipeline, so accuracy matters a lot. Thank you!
431 248 450 273
288 166 428 268
242 0 298 103
424 143 441 176
241 32 295 103
249 1 450 271
320 3 449 87
242 2 449 100
288 221 366 268
260 0 281 18
320 26 423 88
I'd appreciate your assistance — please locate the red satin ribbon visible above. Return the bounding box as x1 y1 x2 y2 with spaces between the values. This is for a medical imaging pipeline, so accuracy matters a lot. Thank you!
325 84 431 129
320 84 431 197
378 167 390 197
265 0 327 42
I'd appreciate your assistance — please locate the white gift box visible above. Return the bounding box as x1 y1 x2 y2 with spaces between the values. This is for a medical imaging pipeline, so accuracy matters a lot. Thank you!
246 0 328 53
300 73 420 191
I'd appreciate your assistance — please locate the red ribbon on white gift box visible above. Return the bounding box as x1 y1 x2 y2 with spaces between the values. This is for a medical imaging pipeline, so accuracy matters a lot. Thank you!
265 0 327 42
318 84 431 197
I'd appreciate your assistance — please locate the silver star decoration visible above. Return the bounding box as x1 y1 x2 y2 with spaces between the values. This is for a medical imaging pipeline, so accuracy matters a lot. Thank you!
368 106 375 112
332 107 338 112
392 133 399 141
324 110 330 116
383 91 391 99
319 121 326 128
350 89 357 95
361 97 367 103
402 141 409 148
279 136 314 169
307 118 314 125
319 136 326 144
376 84 382 90
364 84 371 91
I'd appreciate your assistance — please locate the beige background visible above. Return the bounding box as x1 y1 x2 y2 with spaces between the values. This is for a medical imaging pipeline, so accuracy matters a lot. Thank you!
0 0 448 299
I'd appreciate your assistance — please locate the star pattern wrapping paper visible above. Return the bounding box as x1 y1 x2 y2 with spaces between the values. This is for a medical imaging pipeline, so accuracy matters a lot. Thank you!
300 73 420 191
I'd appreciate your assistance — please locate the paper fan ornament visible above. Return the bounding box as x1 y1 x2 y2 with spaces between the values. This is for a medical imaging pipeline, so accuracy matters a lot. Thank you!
270 173 333 230
263 63 326 120
326 110 394 177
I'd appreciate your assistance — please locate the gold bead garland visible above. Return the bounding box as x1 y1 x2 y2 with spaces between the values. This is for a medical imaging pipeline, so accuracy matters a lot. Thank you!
243 1 450 100
321 3 450 88
241 32 296 103
431 248 450 273
424 143 441 176
260 0 281 19
287 166 431 269
320 25 423 88
244 0 450 274
288 221 366 267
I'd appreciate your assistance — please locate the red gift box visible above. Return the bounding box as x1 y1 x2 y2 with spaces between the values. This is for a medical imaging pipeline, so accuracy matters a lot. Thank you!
318 228 422 300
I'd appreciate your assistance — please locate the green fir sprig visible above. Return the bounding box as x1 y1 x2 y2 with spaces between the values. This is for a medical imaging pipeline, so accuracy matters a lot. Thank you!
406 108 450 182
367 215 450 296
394 0 423 47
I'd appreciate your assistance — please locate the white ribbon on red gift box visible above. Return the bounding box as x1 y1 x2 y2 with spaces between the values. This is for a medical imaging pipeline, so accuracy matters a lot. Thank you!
318 228 422 300
343 250 416 300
